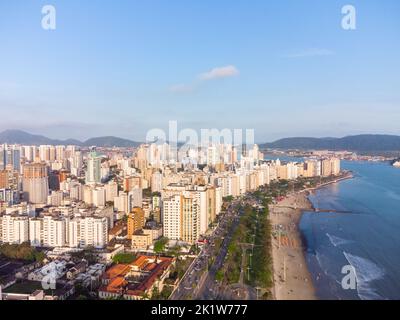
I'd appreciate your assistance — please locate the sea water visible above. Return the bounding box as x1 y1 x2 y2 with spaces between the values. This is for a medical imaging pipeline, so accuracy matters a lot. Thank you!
299 161 400 300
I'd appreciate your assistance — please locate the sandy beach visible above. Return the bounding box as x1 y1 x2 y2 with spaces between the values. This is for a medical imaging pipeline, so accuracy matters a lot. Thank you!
270 192 317 300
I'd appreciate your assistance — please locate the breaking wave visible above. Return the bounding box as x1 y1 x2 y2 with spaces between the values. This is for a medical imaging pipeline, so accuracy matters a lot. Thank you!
343 252 385 300
326 233 352 247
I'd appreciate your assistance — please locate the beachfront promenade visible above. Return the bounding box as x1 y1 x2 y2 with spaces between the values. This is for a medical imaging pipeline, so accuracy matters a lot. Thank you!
270 171 353 300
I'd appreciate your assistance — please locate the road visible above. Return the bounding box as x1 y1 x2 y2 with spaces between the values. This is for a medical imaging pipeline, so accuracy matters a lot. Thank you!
170 198 242 300
195 212 242 300
196 195 259 300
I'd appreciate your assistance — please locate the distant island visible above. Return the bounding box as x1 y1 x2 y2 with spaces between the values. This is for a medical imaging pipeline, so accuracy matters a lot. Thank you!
261 135 400 153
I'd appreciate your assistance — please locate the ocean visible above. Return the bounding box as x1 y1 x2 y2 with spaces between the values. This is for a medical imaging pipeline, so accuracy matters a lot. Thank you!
299 160 400 300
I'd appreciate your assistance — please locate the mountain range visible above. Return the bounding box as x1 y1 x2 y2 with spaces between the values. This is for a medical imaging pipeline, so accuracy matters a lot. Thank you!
0 130 141 147
1 130 400 152
260 135 400 152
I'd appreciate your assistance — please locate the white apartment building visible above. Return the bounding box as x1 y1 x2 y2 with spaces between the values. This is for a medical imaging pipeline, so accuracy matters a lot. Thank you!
47 190 64 206
0 212 108 249
128 187 142 210
92 188 106 208
42 215 66 247
162 195 182 241
105 181 118 202
86 151 101 184
162 192 201 244
29 218 42 247
114 191 128 213
192 186 208 235
0 214 29 244
69 216 108 249
151 171 163 193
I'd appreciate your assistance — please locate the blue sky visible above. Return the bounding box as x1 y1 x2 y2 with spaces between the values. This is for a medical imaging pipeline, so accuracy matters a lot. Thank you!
0 0 399 142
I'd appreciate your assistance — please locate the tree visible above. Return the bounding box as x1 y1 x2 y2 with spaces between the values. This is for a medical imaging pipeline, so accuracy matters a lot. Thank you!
160 286 173 300
154 237 168 254
141 292 150 300
112 253 136 264
151 286 160 300
215 269 224 282
168 245 181 258
0 242 45 262
223 196 234 202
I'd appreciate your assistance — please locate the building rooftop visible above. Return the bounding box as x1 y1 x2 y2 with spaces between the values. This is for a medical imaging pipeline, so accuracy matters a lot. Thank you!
102 264 131 280
99 255 173 298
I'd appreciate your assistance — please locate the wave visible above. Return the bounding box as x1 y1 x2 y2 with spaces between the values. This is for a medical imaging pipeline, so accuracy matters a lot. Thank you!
386 190 400 201
343 252 385 300
326 233 352 247
315 252 328 276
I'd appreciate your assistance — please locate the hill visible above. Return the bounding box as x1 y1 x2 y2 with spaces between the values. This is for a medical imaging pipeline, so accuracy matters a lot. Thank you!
0 130 140 147
261 135 400 152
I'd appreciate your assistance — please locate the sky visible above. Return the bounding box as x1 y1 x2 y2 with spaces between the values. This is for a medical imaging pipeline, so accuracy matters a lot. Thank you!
0 0 399 142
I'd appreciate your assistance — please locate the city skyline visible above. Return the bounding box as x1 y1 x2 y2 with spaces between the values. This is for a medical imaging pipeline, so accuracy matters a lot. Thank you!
1 0 400 305
1 0 399 141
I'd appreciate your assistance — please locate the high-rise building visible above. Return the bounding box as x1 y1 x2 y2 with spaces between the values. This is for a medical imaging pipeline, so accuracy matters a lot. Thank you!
47 190 64 206
127 187 142 211
162 193 201 244
55 145 65 161
22 162 49 204
321 159 332 177
127 207 145 239
0 170 10 189
29 218 42 247
92 187 106 207
151 171 163 193
42 215 66 247
0 144 21 171
331 158 341 175
181 195 200 244
0 214 29 244
162 195 182 241
85 151 101 184
0 188 19 206
69 216 108 248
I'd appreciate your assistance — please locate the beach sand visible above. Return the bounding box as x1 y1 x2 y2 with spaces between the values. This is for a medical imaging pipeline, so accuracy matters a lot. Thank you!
270 192 317 300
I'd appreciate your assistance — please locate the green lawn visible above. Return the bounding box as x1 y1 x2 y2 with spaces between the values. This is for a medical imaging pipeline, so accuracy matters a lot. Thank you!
3 280 60 295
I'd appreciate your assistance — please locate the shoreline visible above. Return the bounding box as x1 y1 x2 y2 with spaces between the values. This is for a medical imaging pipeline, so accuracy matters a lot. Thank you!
270 191 316 300
270 172 353 300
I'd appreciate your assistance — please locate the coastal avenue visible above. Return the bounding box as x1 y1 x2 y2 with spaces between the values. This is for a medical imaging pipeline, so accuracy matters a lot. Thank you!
171 194 260 300
170 197 242 300
170 196 241 300
196 195 259 300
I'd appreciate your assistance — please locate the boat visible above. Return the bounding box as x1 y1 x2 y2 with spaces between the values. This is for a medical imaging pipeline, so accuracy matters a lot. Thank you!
392 160 400 168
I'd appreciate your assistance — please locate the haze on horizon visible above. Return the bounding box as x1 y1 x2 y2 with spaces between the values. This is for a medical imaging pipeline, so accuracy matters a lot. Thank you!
0 0 399 142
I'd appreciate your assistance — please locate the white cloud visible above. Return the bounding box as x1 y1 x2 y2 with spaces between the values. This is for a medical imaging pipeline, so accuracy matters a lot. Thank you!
169 65 239 93
285 48 335 58
198 65 240 80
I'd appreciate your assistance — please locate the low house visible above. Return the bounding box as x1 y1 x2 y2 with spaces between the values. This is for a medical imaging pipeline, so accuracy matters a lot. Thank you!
66 261 88 280
99 255 174 300
131 232 152 250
